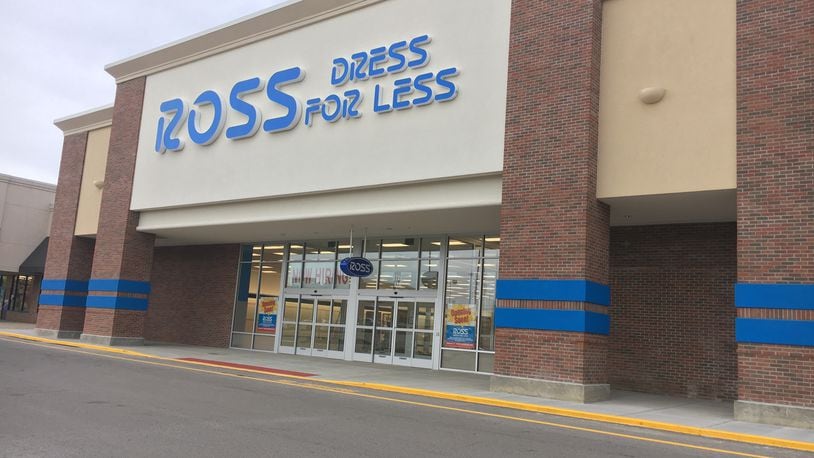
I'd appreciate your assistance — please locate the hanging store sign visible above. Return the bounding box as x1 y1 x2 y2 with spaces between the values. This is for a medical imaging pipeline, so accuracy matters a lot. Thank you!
153 34 459 153
339 257 374 278
444 303 477 349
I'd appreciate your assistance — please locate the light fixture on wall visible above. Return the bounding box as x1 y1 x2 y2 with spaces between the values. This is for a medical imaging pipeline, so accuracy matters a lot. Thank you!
638 87 666 104
93 179 105 189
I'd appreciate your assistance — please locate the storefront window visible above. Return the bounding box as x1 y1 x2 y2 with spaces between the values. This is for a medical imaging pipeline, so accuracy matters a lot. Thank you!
253 246 282 351
441 235 499 373
286 261 303 288
360 237 440 291
286 241 354 290
1 274 33 314
233 259 259 333
232 243 283 350
447 236 483 259
230 234 499 373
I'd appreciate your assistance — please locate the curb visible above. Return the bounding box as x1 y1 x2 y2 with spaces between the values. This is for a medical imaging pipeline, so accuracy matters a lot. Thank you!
2 331 812 453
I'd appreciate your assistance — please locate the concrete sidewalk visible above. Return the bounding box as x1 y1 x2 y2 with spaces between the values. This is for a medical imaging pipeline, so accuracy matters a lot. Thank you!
2 322 812 447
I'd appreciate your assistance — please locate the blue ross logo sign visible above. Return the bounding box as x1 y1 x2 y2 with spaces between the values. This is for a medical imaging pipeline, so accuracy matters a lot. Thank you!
153 34 459 153
339 257 374 278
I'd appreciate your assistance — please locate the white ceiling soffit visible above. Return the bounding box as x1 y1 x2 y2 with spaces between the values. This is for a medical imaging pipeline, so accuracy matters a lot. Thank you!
151 206 501 247
603 188 736 227
53 104 114 135
104 0 382 83
140 174 502 245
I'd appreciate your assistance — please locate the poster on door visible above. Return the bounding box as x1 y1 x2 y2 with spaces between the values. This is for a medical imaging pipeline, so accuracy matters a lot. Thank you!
444 303 477 349
256 297 278 334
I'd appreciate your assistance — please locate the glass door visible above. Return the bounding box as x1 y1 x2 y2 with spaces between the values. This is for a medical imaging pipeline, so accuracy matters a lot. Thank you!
353 298 394 363
280 295 346 359
353 298 436 368
393 300 435 369
312 298 346 359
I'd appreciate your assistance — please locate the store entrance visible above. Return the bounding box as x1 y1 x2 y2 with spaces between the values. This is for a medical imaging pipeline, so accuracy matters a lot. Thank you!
279 295 348 359
353 297 436 369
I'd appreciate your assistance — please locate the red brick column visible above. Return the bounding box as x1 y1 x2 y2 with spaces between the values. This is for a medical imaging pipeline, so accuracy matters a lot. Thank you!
734 0 814 428
145 245 241 347
80 77 156 346
491 0 610 402
36 133 95 338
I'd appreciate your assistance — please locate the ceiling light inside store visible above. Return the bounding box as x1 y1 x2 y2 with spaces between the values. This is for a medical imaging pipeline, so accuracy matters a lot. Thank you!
485 237 500 242
435 241 467 246
265 245 284 250
381 243 408 248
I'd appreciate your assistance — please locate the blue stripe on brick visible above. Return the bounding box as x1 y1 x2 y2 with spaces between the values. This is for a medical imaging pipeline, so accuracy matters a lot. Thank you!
85 295 149 311
494 309 610 335
39 294 86 307
735 283 814 310
41 279 88 292
736 318 814 347
88 279 151 295
495 279 610 306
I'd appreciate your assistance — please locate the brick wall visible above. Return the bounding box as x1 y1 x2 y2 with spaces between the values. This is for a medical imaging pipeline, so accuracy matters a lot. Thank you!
144 244 240 347
43 133 94 280
499 0 608 283
82 308 145 338
495 329 607 384
737 0 813 284
736 0 813 409
37 132 95 333
609 223 737 400
494 0 609 385
91 76 154 282
83 76 154 338
36 305 84 330
737 344 814 408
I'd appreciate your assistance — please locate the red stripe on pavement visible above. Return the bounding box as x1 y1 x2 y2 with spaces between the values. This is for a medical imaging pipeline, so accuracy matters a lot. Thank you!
177 358 316 377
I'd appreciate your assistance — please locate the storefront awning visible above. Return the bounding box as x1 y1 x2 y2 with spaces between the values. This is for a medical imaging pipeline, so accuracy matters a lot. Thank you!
18 237 48 275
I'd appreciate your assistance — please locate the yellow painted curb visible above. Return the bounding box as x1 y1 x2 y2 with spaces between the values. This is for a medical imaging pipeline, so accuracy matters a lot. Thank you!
0 331 156 358
326 381 814 453
2 330 812 453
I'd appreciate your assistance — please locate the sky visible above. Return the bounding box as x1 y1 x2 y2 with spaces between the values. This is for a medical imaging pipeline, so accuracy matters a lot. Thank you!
0 0 286 184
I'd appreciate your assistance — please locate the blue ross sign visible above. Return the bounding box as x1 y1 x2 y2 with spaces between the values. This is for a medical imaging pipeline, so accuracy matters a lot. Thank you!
339 257 374 278
153 33 459 153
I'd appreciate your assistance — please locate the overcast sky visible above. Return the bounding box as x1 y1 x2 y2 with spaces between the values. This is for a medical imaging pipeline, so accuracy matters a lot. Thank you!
0 0 285 184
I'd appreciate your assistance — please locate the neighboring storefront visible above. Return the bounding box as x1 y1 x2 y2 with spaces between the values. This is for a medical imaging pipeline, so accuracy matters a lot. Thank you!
0 174 54 323
37 0 813 429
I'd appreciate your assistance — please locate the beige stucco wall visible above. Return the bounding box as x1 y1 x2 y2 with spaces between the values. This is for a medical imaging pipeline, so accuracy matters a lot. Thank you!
74 126 110 236
0 174 55 272
597 0 736 199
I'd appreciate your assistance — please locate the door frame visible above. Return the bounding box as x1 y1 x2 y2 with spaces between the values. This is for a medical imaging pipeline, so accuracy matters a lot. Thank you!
279 294 348 360
350 295 441 369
